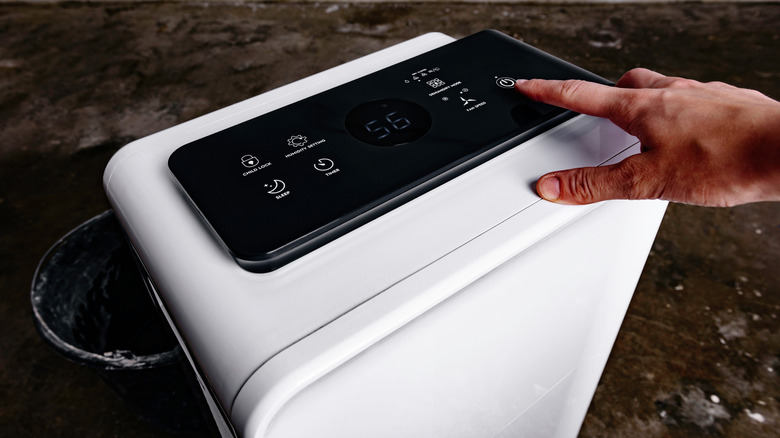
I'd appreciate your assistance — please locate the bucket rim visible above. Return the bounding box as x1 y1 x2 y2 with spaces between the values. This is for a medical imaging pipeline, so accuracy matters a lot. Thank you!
30 210 181 370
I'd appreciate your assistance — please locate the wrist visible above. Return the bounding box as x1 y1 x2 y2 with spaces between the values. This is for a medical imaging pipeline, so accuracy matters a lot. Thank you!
740 103 780 203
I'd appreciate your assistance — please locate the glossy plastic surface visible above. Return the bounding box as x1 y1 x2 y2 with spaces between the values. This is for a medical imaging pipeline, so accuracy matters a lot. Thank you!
250 198 666 438
167 30 609 272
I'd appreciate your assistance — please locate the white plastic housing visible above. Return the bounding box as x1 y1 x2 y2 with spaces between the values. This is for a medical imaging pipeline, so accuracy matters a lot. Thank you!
104 32 667 438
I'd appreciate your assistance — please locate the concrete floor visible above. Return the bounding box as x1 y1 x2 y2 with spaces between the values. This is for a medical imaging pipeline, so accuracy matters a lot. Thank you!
1 1 779 436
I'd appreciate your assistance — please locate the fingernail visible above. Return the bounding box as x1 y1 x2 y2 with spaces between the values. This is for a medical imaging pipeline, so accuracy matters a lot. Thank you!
538 176 561 201
515 79 528 87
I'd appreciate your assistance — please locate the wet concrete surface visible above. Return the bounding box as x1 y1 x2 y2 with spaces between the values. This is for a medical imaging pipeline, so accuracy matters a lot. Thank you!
1 1 779 436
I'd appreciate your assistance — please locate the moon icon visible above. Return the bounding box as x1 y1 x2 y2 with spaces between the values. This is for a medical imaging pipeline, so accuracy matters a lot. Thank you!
265 179 286 195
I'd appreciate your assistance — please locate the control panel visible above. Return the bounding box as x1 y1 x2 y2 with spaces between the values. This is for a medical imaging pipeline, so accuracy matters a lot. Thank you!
168 30 610 272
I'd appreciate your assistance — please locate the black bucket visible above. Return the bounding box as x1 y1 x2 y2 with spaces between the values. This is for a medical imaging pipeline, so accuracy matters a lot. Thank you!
31 210 211 434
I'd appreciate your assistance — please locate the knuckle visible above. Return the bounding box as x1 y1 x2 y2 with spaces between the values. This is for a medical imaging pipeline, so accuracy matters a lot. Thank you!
612 161 644 199
563 160 653 203
654 88 678 110
558 79 587 100
615 159 666 200
706 80 734 90
619 67 646 83
617 67 671 90
665 77 699 89
565 170 600 203
614 89 651 134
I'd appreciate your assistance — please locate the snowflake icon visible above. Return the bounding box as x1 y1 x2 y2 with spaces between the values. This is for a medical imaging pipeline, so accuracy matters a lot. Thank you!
287 134 308 147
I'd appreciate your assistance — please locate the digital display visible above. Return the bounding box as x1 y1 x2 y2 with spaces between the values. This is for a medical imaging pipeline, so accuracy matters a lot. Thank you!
345 98 432 146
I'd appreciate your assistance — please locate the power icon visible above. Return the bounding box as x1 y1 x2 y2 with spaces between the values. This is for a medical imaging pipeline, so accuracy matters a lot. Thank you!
496 77 517 89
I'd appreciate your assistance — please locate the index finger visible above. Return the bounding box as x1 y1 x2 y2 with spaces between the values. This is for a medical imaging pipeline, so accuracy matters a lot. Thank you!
514 78 629 119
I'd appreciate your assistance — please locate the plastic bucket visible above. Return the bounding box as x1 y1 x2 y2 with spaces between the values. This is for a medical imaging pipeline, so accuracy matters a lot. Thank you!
31 210 210 433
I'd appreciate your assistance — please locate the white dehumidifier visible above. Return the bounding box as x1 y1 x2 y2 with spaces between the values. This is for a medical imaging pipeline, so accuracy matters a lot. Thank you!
104 30 667 437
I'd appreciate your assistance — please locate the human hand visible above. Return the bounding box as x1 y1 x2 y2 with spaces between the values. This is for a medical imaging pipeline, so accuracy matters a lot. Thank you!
515 68 780 206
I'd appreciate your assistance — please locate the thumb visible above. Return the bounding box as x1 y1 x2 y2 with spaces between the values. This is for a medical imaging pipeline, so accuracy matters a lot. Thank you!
536 162 644 205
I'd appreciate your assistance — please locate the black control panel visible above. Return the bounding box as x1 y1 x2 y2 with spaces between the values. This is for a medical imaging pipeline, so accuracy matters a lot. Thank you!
168 30 609 272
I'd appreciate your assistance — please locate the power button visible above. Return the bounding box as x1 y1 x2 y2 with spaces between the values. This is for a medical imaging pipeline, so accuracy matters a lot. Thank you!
496 77 517 89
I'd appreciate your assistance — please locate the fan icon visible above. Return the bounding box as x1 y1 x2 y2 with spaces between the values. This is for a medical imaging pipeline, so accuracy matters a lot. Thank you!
287 135 308 148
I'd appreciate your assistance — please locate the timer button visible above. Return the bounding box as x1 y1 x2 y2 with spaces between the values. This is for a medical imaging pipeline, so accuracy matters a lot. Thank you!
496 77 516 89
313 158 335 172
